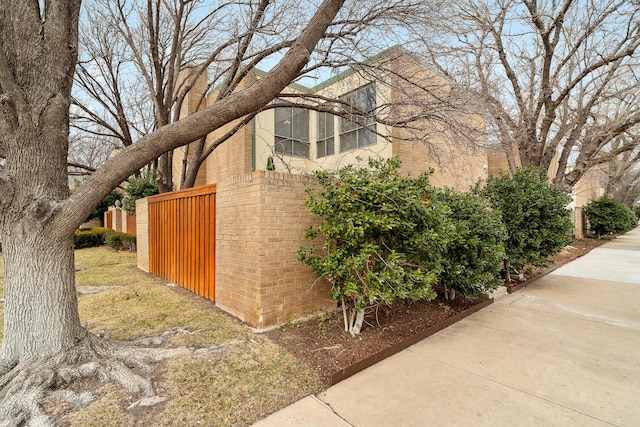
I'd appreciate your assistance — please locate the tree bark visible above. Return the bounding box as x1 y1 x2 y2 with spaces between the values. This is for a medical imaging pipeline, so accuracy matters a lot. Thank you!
0 0 345 368
1 232 82 364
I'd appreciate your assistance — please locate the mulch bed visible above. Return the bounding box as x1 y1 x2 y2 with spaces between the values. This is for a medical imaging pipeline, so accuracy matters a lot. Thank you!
267 295 488 386
505 238 609 292
267 238 609 387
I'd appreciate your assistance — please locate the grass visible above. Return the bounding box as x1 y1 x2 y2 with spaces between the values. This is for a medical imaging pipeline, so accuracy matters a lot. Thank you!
75 247 150 287
0 246 321 425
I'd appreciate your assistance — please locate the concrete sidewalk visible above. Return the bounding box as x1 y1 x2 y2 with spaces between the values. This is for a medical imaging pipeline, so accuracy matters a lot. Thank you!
254 228 640 427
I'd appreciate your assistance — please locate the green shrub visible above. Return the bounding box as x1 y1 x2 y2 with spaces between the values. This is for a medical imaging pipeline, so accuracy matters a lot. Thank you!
435 188 506 299
584 195 637 236
74 227 110 249
105 232 137 252
298 157 453 336
633 205 640 222
87 189 122 222
123 170 159 213
475 167 573 279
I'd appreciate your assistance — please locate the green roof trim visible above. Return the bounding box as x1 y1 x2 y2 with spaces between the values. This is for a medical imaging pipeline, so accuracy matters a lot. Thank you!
205 44 450 99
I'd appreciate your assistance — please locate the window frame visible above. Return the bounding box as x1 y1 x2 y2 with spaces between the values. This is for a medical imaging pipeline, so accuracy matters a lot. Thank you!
339 83 377 152
273 103 310 158
316 110 335 158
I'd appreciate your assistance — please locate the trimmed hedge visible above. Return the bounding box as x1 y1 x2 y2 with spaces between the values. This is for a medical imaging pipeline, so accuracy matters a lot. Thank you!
73 227 136 251
105 231 137 252
74 227 110 249
584 195 637 236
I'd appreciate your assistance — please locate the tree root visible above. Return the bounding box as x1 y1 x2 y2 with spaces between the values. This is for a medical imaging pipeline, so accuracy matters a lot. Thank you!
0 332 245 426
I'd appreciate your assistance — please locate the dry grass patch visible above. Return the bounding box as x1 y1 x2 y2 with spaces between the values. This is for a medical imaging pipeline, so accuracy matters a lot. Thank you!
1 247 322 425
156 339 321 426
68 385 134 427
79 282 250 345
75 247 151 287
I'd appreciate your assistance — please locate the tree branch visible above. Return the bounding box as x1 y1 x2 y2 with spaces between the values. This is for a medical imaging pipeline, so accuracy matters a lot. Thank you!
60 0 345 231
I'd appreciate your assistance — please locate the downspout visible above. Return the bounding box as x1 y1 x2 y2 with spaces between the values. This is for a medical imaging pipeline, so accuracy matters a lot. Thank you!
251 69 257 172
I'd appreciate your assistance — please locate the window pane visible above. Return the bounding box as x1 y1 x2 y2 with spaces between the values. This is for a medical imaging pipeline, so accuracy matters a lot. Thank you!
359 128 376 147
318 112 334 140
292 108 309 142
293 141 309 157
340 131 358 151
341 116 358 133
361 83 376 112
317 140 326 158
275 108 291 138
326 137 335 156
274 136 289 154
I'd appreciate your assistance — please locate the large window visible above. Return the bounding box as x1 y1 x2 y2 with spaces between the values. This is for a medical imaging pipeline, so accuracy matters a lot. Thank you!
317 111 335 158
274 105 310 158
339 83 377 152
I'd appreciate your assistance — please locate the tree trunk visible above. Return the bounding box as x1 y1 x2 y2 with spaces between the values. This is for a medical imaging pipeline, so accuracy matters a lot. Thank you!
0 232 83 365
157 151 174 193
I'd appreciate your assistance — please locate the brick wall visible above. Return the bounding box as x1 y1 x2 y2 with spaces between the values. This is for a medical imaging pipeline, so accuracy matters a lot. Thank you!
215 171 335 328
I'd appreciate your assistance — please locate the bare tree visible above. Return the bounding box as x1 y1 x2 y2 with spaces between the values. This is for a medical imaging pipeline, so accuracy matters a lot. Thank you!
67 134 116 180
606 136 640 207
74 0 462 191
0 0 460 425
0 0 345 423
421 0 640 190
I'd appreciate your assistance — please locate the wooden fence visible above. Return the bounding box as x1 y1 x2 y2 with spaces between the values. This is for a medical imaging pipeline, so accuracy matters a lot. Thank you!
126 212 137 236
105 210 113 229
147 184 216 300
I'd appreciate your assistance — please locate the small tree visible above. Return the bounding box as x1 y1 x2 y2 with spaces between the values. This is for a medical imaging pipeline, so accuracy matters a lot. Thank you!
299 157 452 336
475 167 573 281
435 188 506 299
584 195 638 237
87 189 122 224
122 170 159 213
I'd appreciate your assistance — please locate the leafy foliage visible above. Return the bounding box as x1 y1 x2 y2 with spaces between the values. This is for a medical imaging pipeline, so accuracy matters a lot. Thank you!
105 232 137 252
584 195 637 236
88 190 122 222
74 228 110 249
298 157 453 335
74 228 136 251
475 167 573 272
434 188 506 298
123 170 159 213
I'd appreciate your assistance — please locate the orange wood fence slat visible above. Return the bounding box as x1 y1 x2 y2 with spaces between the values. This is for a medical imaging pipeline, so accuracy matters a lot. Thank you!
147 184 216 301
105 211 113 229
126 212 137 236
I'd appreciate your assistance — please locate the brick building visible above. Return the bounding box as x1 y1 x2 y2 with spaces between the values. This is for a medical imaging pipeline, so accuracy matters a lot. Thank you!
137 47 490 328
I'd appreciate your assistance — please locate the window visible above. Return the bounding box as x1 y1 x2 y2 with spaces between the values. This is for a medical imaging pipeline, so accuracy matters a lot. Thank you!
317 111 335 158
339 83 377 152
274 105 310 158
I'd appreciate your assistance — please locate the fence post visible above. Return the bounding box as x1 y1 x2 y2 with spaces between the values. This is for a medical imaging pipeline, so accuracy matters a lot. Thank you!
136 198 150 272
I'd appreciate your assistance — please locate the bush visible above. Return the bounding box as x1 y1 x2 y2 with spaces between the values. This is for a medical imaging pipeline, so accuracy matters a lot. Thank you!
74 227 110 249
74 228 136 251
299 157 453 336
475 167 573 279
584 195 637 236
635 205 640 221
87 189 122 222
434 188 506 299
123 170 159 213
105 232 137 252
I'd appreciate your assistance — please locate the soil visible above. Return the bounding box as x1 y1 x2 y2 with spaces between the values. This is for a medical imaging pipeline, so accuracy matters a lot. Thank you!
266 238 609 386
